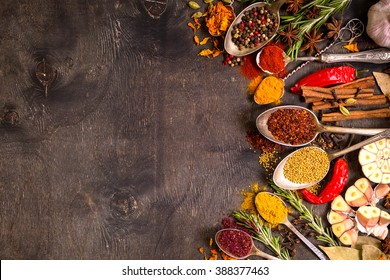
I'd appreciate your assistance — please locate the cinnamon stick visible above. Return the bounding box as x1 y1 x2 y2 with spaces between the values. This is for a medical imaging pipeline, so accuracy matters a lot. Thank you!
302 88 374 99
303 93 375 104
321 107 390 122
312 96 388 110
330 76 376 89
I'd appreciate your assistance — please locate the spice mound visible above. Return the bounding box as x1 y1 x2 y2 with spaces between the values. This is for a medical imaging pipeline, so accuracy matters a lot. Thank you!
230 5 278 51
206 2 235 36
255 192 287 225
258 45 285 74
254 76 284 104
284 147 330 184
216 229 253 258
267 108 317 145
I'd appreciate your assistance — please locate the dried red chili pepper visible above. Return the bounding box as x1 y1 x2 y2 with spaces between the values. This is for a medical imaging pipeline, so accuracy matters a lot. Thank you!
300 158 349 204
290 66 356 94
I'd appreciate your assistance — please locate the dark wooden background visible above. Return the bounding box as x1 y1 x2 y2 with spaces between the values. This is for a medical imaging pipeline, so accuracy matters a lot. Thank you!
0 0 388 260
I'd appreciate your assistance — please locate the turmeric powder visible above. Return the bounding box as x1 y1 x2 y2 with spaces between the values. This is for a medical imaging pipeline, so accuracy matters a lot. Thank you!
255 192 287 225
254 76 284 105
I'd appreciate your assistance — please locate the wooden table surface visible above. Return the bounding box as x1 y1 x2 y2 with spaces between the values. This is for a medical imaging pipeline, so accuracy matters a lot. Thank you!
0 0 388 260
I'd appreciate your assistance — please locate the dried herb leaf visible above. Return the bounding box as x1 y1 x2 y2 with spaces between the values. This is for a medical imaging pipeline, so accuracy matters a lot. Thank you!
343 42 359 52
352 235 382 250
319 246 360 260
362 244 385 260
198 49 214 57
188 1 200 9
339 105 350 116
187 22 197 32
199 37 211 45
194 35 200 45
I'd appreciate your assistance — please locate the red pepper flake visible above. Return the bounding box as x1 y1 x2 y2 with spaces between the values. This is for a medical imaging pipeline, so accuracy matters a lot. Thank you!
246 130 283 152
267 108 317 145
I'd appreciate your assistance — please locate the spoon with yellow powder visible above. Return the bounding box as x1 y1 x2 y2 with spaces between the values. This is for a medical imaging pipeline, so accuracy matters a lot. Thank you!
273 129 390 190
255 192 327 260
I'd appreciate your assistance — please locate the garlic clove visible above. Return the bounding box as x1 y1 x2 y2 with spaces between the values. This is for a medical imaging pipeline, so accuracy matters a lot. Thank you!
374 183 390 200
327 210 348 225
338 228 358 246
331 195 353 213
368 168 383 184
364 143 378 154
331 218 355 238
379 210 390 226
362 162 379 177
345 185 370 207
359 149 377 165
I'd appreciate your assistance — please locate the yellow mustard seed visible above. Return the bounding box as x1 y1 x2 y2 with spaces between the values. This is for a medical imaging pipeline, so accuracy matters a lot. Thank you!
283 147 329 184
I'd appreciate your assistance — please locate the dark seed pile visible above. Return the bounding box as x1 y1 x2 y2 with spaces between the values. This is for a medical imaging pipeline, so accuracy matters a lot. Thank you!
231 5 278 51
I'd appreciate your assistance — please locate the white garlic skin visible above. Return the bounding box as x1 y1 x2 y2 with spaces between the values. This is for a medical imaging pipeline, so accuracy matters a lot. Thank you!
366 0 390 48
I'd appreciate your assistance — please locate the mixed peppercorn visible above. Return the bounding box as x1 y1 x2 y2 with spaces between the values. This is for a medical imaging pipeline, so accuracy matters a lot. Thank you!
231 5 278 51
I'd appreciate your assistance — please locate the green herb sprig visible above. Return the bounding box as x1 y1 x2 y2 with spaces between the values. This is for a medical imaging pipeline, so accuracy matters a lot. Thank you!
269 180 340 247
232 210 291 260
277 0 351 59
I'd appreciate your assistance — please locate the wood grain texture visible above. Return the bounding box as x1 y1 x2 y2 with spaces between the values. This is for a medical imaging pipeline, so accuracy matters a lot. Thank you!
0 0 388 260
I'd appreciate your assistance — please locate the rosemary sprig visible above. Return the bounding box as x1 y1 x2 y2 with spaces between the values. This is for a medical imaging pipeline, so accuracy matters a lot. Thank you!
268 180 340 247
277 0 351 59
232 210 291 260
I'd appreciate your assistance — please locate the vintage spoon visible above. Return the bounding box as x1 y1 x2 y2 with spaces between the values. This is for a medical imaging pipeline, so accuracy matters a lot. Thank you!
273 128 390 190
224 0 286 57
256 105 386 147
256 48 390 74
256 192 327 260
215 228 280 260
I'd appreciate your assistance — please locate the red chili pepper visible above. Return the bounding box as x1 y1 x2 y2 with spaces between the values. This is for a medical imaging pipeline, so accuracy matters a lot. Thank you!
300 158 349 204
290 66 356 94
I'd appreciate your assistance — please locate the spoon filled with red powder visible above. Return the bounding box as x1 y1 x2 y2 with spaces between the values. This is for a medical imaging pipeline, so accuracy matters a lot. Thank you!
215 228 279 260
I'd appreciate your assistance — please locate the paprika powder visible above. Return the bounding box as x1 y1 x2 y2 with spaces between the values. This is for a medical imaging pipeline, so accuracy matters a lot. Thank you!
258 45 285 74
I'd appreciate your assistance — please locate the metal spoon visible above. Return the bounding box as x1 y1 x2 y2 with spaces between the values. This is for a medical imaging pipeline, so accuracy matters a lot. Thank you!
273 128 390 190
215 228 280 260
256 105 386 147
256 48 390 74
256 192 327 260
224 0 286 57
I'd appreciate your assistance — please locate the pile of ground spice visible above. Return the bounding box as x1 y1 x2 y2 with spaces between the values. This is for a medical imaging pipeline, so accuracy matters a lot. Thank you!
246 130 283 152
240 183 267 214
240 54 262 79
259 151 281 174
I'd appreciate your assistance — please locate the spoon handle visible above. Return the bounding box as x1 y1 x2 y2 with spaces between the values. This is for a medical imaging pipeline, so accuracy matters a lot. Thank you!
330 128 390 160
271 0 286 11
320 125 386 136
320 48 390 64
252 247 280 260
284 221 327 260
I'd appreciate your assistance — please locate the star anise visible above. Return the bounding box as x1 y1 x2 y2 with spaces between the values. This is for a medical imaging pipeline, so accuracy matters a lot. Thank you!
286 0 303 14
306 5 321 19
324 17 343 41
300 28 324 56
277 23 300 48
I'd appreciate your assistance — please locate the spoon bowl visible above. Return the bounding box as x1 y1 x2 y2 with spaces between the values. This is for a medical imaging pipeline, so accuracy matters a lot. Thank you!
256 192 327 260
215 228 279 260
273 129 390 190
256 105 387 148
224 0 285 57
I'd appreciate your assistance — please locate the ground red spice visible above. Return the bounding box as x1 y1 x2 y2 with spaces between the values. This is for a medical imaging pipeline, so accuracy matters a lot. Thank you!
246 130 283 152
259 45 285 74
216 229 253 258
267 108 317 145
240 54 262 79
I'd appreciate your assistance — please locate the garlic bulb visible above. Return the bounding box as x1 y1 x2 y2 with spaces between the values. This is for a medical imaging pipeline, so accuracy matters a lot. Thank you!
367 0 390 48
